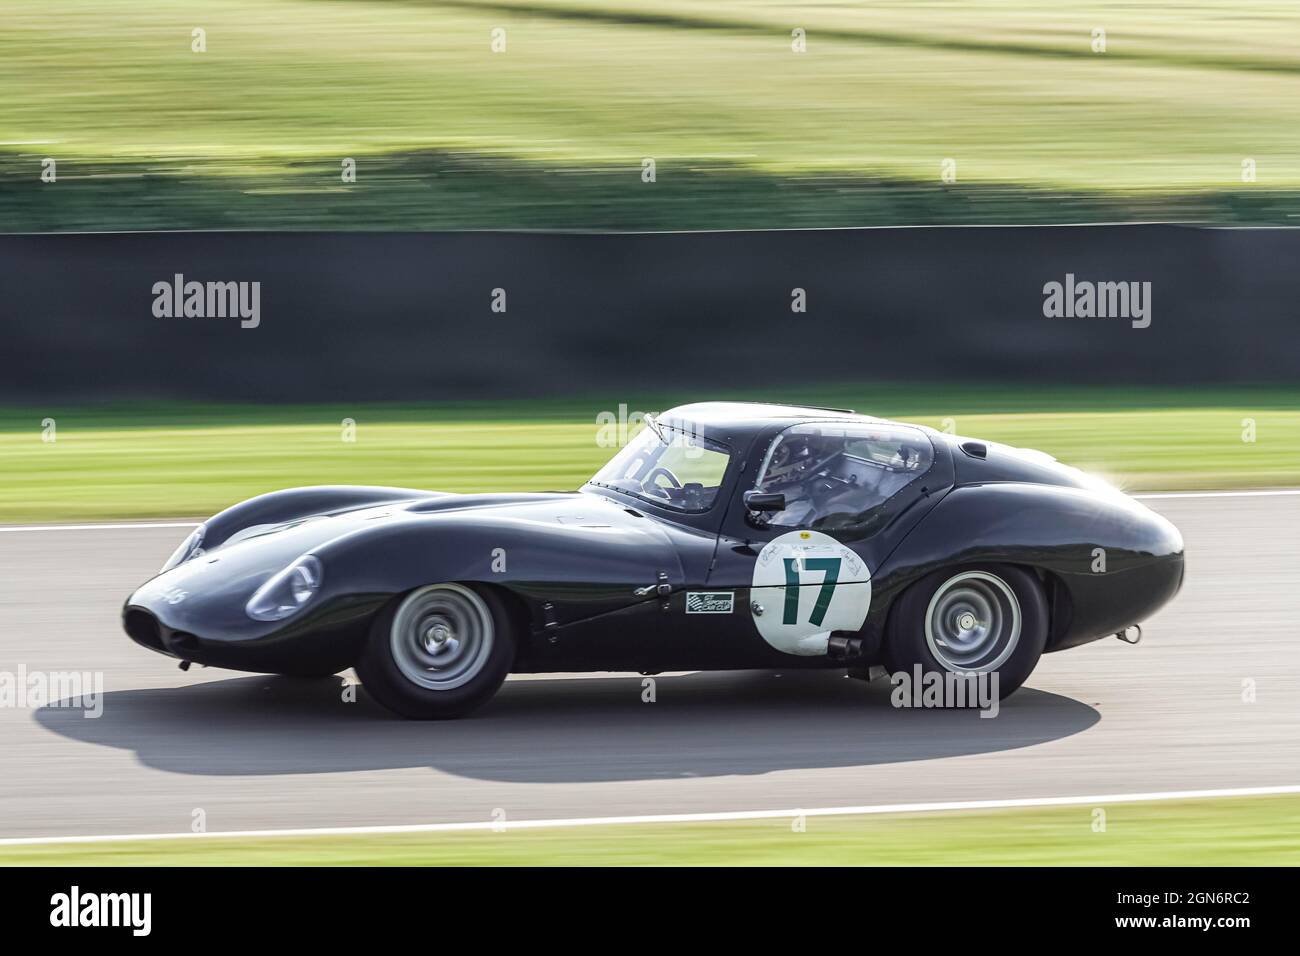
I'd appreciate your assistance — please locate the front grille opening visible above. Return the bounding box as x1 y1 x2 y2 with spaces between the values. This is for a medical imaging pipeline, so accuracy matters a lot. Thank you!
123 609 163 651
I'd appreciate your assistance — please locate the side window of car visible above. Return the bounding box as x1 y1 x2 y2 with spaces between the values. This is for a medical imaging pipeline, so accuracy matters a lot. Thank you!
750 422 934 534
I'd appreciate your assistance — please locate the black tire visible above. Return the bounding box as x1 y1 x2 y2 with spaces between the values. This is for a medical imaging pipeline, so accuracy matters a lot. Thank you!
354 583 515 719
882 564 1047 700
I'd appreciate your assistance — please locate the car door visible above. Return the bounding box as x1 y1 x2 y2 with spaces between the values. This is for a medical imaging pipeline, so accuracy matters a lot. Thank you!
524 419 732 671
701 420 953 666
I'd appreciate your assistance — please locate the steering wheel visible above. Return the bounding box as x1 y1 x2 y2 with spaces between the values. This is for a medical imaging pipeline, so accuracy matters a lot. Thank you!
644 466 682 494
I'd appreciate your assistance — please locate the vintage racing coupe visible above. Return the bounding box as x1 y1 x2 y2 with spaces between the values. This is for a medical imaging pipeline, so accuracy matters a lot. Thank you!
123 402 1184 718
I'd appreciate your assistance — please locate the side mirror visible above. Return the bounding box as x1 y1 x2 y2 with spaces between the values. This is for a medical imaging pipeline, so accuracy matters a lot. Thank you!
744 490 786 512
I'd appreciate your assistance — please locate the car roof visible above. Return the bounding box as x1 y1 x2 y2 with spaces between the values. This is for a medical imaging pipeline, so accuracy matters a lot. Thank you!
656 401 882 444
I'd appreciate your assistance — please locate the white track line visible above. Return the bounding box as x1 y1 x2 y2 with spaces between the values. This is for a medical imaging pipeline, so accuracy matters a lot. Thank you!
0 522 199 532
0 490 1297 533
3 784 1298 847
1134 489 1300 500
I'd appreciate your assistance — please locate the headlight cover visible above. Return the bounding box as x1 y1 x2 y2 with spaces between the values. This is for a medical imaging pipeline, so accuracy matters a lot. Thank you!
160 524 206 573
245 555 323 622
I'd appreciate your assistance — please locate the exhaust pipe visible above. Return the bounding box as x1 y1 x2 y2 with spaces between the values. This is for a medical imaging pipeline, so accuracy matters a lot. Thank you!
1114 625 1142 645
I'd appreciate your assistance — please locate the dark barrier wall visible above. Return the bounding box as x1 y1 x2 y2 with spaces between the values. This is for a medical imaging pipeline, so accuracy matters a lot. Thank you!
1 225 1296 402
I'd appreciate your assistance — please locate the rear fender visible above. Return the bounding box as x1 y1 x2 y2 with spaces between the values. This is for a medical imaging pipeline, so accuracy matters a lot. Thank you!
864 482 1184 650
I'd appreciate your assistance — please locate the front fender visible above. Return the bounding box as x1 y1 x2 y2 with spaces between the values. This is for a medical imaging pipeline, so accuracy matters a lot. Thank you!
314 508 686 632
202 485 438 551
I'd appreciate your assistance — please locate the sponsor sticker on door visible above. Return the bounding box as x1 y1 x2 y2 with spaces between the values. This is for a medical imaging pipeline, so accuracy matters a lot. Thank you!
686 591 734 614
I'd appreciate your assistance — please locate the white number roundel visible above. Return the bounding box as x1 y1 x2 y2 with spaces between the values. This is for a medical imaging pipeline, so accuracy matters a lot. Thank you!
750 530 871 656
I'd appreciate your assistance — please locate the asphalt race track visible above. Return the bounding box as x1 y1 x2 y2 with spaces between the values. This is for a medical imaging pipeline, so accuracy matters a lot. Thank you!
1 495 1297 839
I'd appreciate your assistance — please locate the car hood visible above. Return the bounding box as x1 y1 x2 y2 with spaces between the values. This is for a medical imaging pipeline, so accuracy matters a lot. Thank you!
128 490 684 639
173 489 663 574
211 490 594 551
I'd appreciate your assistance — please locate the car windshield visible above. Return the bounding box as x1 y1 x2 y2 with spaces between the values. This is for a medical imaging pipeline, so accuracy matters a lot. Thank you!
588 419 732 512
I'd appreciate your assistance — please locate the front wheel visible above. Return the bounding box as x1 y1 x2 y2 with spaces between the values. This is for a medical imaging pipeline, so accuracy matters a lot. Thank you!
882 564 1047 700
355 583 515 719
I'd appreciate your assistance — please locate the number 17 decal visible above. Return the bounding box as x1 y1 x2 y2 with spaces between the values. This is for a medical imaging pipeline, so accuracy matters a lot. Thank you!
783 557 841 626
752 530 871 656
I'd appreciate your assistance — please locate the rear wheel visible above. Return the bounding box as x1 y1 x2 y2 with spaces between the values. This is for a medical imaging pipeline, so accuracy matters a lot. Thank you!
883 564 1047 700
355 583 515 719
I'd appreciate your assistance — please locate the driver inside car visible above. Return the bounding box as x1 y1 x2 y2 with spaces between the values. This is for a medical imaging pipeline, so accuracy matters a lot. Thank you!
753 427 922 529
755 433 855 527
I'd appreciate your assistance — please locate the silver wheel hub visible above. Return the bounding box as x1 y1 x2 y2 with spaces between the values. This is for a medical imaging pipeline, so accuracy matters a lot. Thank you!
423 621 456 654
391 584 494 691
924 571 1022 672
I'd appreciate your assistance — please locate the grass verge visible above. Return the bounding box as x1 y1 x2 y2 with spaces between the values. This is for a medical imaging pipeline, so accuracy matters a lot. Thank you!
1 386 1297 522
4 794 1298 866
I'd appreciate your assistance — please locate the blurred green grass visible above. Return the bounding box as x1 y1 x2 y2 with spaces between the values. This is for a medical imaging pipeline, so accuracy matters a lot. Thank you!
1 386 1296 522
6 794 1298 865
4 0 1300 230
